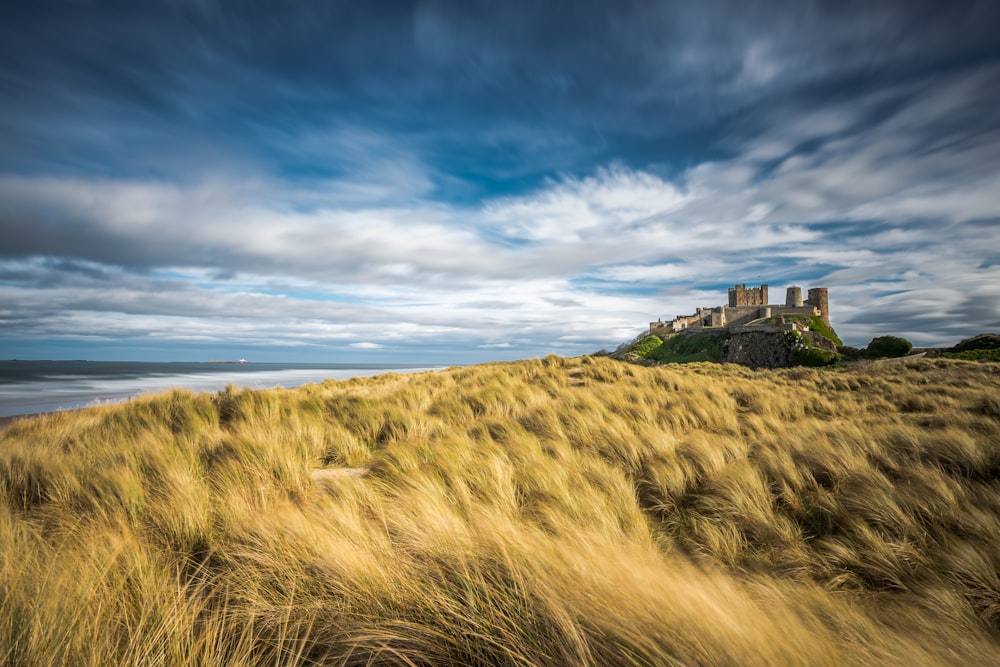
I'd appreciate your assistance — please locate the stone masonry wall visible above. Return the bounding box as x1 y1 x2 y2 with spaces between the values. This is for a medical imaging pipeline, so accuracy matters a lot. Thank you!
721 331 798 368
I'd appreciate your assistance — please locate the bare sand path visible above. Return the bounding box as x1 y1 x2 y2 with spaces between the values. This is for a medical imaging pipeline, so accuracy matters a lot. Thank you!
311 467 370 481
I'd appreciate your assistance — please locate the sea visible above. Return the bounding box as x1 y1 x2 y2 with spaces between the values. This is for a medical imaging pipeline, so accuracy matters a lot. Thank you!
0 360 444 418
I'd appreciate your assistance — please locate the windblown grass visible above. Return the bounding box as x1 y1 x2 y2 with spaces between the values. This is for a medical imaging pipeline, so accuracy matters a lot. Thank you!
2 356 1000 665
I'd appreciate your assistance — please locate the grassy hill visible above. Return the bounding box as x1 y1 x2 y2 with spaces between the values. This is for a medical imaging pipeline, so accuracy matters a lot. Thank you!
2 356 1000 665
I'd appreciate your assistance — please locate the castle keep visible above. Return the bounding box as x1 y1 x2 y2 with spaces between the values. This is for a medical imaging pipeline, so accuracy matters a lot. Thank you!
650 283 830 335
729 283 768 306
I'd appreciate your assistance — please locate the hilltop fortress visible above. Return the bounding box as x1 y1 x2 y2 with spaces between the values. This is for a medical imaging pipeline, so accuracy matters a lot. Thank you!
650 283 830 335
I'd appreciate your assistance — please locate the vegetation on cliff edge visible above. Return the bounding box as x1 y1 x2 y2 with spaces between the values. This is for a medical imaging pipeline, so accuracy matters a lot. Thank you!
762 313 842 347
624 315 843 367
940 334 1000 361
2 356 1000 665
646 332 723 363
790 331 840 366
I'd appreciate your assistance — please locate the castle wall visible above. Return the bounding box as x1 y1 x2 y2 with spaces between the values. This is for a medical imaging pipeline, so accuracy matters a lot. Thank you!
673 314 702 331
723 305 770 327
650 312 701 334
770 305 820 319
725 304 820 328
730 322 807 334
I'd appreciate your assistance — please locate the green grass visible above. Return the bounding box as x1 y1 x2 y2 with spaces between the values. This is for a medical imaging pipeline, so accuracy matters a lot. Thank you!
941 349 1000 361
630 335 664 356
951 334 1000 353
806 314 843 346
791 345 839 366
2 357 1000 664
647 333 723 363
791 331 841 366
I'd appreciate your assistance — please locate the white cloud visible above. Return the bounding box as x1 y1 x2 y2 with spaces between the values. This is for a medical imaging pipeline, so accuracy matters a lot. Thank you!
482 164 689 242
594 263 693 283
349 342 384 350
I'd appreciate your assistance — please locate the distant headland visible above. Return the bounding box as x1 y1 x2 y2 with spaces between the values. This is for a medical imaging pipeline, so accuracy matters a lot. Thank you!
614 281 999 368
610 282 841 368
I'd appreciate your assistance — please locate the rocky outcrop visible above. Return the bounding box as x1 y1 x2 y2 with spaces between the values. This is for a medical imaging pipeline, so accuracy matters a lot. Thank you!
951 333 1000 352
721 331 797 368
721 331 837 369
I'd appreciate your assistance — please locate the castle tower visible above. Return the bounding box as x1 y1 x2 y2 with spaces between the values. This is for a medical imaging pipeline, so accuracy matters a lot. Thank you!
728 283 768 306
807 287 829 326
785 286 803 307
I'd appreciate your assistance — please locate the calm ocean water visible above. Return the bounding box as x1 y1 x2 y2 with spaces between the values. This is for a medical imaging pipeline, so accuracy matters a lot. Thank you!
0 361 443 417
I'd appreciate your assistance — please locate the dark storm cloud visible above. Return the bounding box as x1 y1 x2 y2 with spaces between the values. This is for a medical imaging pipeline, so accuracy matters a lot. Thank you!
4 1 999 180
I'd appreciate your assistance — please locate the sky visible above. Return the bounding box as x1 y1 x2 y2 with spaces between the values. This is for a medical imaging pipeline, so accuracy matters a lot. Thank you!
1 1 999 363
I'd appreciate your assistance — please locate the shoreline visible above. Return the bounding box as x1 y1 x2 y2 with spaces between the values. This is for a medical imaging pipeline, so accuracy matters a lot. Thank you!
0 364 448 431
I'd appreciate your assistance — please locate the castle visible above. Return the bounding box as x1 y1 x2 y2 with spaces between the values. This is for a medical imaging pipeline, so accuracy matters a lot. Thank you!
650 283 830 335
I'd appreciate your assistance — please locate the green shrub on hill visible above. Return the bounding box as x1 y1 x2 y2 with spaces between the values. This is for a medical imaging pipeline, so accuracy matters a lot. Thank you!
866 335 912 358
790 332 840 367
792 345 839 367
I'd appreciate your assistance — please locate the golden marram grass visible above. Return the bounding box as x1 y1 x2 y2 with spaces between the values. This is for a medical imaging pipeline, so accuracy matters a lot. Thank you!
2 355 1000 665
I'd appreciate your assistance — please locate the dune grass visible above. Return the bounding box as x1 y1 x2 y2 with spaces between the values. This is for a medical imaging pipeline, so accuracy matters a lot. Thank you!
2 356 1000 665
